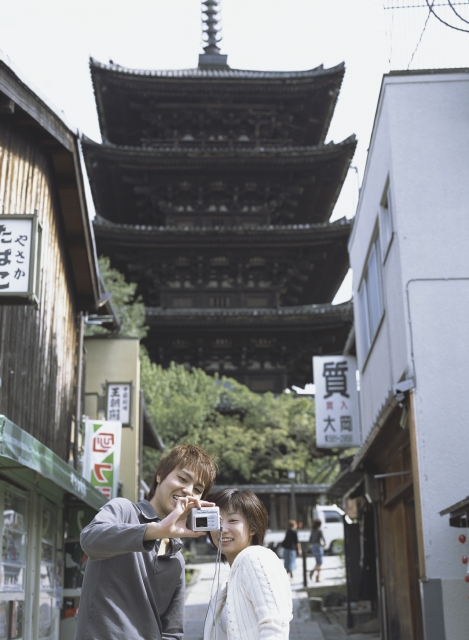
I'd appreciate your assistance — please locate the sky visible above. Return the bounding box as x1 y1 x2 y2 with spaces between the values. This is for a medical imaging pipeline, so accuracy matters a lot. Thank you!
0 0 467 311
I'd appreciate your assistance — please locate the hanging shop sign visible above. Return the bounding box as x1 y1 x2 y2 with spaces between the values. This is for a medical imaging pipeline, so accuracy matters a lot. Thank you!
0 213 42 306
106 382 132 427
82 420 122 500
313 356 361 448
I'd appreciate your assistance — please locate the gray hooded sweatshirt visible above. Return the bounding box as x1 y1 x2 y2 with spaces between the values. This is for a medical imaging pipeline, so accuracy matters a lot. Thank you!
75 498 185 640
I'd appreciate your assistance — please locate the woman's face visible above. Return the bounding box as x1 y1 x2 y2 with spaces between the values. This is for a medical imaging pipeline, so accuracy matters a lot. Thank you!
211 508 254 565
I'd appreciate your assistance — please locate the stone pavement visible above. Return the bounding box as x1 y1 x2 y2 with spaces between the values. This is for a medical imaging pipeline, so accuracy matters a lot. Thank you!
184 553 346 640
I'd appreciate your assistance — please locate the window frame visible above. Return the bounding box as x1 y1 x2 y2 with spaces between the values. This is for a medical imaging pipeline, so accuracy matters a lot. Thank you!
358 230 385 369
379 177 394 263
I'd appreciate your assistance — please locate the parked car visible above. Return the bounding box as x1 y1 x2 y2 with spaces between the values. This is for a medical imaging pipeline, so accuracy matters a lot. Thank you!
264 504 344 556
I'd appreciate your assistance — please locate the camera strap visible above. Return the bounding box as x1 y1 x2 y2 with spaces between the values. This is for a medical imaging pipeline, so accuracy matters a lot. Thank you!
204 525 224 640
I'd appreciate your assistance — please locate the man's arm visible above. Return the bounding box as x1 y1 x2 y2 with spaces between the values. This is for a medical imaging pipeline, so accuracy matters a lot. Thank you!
160 568 185 640
82 496 215 561
81 498 154 561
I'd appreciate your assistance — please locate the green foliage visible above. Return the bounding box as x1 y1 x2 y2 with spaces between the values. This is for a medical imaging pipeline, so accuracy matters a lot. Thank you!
141 350 220 448
202 379 327 484
85 256 148 339
140 361 342 486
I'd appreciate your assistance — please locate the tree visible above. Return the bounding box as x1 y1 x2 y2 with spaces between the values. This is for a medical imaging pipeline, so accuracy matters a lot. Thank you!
85 256 147 339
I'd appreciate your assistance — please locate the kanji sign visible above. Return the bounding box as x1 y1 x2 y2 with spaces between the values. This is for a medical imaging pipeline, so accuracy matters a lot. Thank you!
106 383 132 427
0 213 42 304
313 356 361 448
82 420 122 500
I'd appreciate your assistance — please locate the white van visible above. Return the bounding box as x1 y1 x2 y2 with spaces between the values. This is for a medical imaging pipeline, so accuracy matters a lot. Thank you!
313 505 344 555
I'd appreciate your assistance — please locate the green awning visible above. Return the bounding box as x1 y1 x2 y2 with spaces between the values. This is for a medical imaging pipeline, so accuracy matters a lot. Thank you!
0 415 106 511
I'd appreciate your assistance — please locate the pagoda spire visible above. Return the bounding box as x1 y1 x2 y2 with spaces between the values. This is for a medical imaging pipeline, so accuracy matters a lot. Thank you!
199 0 228 68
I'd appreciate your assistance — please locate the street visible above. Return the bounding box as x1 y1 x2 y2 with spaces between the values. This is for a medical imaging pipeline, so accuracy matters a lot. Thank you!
184 553 345 640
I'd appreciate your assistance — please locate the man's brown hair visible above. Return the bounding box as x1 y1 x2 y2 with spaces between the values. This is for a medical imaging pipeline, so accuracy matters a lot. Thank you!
147 444 216 500
207 488 268 553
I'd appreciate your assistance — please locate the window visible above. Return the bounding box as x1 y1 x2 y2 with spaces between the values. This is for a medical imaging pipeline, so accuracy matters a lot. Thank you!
324 511 343 523
379 179 393 259
358 235 384 361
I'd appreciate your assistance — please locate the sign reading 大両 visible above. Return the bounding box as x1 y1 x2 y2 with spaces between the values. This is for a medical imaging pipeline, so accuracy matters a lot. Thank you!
313 356 361 448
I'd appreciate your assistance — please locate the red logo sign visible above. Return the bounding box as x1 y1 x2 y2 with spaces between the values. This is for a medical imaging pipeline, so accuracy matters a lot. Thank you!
93 433 114 453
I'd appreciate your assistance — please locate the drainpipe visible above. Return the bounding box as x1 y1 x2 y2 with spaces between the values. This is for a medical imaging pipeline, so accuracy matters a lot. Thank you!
74 312 86 469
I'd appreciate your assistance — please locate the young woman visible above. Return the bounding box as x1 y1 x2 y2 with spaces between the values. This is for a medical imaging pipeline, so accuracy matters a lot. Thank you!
204 488 292 640
281 519 302 578
309 518 326 582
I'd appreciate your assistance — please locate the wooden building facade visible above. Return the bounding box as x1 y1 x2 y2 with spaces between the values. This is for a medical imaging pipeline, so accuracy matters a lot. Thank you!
0 53 113 640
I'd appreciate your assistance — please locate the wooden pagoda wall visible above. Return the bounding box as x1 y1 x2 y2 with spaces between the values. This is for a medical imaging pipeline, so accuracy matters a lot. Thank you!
0 122 77 460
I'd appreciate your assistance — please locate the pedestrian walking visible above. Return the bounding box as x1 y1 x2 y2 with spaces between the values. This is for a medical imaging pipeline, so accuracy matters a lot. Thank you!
281 519 302 578
75 444 217 640
204 488 292 640
309 518 326 583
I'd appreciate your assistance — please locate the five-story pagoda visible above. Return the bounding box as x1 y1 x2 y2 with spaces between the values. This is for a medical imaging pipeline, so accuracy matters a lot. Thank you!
83 1 356 393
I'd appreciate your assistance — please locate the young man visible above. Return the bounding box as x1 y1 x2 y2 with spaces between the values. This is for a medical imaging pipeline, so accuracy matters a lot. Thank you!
75 444 217 640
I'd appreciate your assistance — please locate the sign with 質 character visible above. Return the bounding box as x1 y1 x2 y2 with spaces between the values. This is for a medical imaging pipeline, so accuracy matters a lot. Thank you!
106 382 132 427
82 420 122 500
0 213 42 305
313 356 361 448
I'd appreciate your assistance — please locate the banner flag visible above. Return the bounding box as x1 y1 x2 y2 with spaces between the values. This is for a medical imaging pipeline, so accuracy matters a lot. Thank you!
82 420 122 500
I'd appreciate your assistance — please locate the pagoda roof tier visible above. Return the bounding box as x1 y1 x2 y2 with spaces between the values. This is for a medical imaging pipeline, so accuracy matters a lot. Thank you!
145 301 352 326
142 302 353 390
93 215 351 244
82 136 356 226
90 58 345 146
94 217 351 306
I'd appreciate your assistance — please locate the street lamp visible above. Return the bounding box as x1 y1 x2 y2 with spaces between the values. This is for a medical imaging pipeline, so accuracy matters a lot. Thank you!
288 470 297 521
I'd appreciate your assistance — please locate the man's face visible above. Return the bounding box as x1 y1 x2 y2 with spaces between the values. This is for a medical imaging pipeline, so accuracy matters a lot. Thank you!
151 466 205 518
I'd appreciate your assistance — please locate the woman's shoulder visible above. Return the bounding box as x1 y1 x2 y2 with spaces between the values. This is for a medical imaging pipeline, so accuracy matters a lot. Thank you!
236 545 284 570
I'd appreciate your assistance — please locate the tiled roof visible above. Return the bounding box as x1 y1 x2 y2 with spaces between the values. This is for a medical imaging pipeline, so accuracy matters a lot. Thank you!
82 134 356 161
93 214 351 236
146 301 352 320
90 57 345 81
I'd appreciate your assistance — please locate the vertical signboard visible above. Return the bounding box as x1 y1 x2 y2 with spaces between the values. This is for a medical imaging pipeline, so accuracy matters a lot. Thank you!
0 214 42 305
313 356 361 448
106 383 132 427
82 420 122 499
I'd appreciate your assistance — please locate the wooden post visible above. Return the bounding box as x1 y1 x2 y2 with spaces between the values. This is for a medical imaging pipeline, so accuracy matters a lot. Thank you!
74 312 85 470
302 544 308 588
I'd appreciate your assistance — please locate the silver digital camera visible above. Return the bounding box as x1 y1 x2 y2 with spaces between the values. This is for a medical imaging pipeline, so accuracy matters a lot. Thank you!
187 506 221 532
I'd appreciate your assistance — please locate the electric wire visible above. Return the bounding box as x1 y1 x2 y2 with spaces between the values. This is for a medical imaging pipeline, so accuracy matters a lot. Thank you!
425 0 469 31
408 0 435 68
447 0 469 23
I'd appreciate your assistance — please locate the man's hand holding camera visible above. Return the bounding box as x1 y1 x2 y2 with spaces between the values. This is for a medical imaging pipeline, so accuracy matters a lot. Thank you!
143 496 215 540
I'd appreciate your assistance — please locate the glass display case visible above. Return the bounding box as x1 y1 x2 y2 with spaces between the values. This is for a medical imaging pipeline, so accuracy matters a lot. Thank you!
0 486 28 640
38 503 57 640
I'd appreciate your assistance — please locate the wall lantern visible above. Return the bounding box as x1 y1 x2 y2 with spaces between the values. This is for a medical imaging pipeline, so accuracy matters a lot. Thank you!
0 212 42 306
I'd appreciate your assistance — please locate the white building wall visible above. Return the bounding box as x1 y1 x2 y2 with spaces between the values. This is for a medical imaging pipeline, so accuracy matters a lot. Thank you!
349 89 409 441
350 70 469 639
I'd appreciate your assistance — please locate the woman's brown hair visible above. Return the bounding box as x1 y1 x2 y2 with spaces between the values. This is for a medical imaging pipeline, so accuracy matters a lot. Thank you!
207 488 268 550
147 444 216 500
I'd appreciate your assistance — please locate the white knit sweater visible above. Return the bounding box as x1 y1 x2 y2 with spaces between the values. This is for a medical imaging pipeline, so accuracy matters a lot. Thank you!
203 545 292 640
